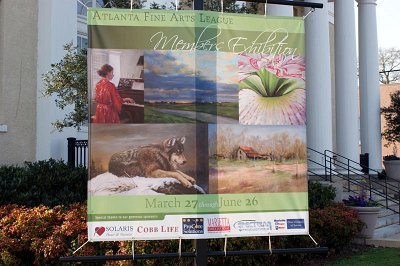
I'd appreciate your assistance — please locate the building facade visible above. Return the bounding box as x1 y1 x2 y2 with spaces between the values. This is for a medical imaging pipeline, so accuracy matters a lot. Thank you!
0 0 383 171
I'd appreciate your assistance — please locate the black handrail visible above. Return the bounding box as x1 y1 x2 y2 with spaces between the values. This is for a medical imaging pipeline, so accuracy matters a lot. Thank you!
67 137 88 168
308 148 400 224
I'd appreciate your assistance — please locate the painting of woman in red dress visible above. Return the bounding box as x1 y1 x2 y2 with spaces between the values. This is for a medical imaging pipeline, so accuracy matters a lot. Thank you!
93 64 134 123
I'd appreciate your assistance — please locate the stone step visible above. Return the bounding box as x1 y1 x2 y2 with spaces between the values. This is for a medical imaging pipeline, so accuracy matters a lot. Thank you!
365 236 400 248
371 181 400 190
314 173 399 187
377 199 398 210
378 207 399 217
376 213 400 229
372 224 400 239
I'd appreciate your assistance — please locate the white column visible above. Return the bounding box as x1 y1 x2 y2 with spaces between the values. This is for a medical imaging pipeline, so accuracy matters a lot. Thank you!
357 0 382 170
37 0 78 160
305 0 333 171
334 0 360 165
267 1 293 16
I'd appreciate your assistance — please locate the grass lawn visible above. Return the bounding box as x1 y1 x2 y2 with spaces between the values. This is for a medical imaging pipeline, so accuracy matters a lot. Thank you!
328 247 400 265
146 102 239 119
144 106 197 123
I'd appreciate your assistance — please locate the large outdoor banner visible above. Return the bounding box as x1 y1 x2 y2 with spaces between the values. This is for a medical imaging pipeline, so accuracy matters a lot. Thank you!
88 9 307 241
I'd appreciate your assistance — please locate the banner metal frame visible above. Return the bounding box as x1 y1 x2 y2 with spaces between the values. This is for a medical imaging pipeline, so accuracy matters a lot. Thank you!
62 0 326 263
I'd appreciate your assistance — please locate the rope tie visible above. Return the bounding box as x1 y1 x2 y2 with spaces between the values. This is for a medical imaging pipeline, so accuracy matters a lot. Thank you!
224 235 228 257
77 0 88 9
178 237 182 258
265 0 268 16
73 238 91 255
308 234 319 247
303 8 315 19
268 233 272 254
132 238 135 260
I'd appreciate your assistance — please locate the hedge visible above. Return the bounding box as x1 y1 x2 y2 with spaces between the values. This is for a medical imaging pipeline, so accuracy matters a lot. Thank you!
0 159 86 207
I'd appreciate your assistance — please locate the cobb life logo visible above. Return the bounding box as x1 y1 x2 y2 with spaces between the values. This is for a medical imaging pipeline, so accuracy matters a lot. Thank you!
94 225 134 237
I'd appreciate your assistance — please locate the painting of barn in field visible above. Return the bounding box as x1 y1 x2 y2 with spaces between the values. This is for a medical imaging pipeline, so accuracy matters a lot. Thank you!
208 124 307 194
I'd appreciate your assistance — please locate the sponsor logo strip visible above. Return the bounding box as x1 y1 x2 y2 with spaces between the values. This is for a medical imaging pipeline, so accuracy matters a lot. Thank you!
88 212 308 241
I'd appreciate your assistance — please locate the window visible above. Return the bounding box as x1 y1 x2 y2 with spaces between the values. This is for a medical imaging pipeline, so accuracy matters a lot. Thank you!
77 36 88 51
77 0 103 16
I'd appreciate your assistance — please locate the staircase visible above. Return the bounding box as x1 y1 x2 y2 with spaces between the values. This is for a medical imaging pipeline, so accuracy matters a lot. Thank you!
308 148 400 247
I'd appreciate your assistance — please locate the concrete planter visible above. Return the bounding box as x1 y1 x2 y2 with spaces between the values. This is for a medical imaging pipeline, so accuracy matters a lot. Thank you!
350 206 380 238
383 160 400 181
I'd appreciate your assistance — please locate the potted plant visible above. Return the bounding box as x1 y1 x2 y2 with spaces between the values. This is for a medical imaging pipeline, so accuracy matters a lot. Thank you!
381 91 400 181
343 191 380 238
382 154 400 181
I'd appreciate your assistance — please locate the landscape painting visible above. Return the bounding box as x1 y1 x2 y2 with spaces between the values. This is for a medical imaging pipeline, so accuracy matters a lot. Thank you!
208 124 307 194
144 50 238 123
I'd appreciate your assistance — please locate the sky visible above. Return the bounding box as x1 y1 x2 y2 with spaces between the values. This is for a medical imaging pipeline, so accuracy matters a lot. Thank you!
144 50 238 102
375 0 400 49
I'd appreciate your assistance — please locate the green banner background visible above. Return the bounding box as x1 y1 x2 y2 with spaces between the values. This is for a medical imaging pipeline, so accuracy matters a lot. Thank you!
87 9 308 239
88 9 304 54
88 192 308 221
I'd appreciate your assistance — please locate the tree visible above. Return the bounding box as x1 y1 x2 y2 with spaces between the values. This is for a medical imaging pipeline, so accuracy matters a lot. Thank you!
381 90 400 147
379 47 400 84
42 43 88 131
178 0 257 13
102 0 146 9
149 2 167 9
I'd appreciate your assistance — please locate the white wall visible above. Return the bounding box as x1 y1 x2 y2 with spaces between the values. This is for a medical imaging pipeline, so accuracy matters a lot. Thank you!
0 0 38 165
37 0 86 161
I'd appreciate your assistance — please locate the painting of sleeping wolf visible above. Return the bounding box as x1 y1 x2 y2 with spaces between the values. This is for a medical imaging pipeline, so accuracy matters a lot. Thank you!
108 136 196 188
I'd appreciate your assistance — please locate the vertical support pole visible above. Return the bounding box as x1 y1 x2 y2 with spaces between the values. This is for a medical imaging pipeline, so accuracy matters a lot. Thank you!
369 174 372 200
324 151 327 181
194 239 207 266
193 1 207 265
194 0 203 10
67 137 76 168
398 183 400 225
347 158 350 184
385 178 388 208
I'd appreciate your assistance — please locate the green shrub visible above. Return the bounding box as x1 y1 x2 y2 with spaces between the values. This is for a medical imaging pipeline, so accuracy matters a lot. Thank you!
0 159 87 207
308 181 336 209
